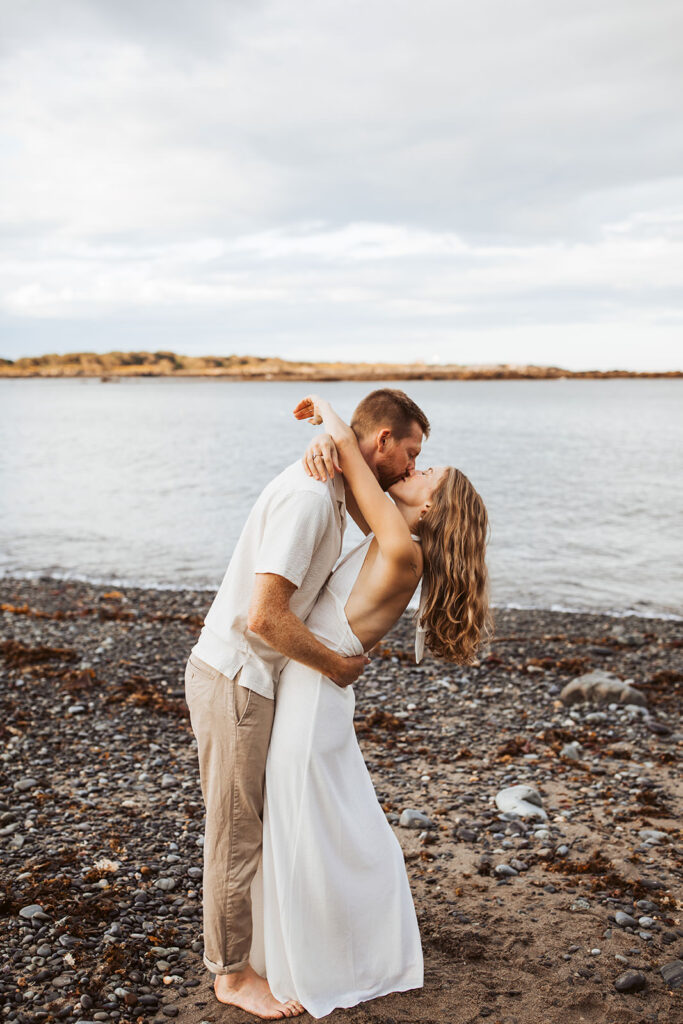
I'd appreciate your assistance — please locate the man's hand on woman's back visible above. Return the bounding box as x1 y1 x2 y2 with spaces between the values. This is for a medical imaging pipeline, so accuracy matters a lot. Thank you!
328 654 371 689
249 573 369 689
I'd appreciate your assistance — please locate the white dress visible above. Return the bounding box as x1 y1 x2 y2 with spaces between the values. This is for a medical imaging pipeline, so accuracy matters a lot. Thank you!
249 534 424 1019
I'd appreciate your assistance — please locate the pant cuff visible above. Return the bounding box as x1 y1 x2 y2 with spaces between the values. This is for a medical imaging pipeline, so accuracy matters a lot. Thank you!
204 952 250 975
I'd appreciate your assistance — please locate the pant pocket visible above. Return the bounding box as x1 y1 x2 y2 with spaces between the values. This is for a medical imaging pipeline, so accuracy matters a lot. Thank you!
234 683 252 726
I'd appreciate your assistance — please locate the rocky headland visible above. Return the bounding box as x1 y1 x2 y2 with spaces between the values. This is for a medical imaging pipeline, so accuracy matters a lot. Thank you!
1 577 681 1024
1 351 681 381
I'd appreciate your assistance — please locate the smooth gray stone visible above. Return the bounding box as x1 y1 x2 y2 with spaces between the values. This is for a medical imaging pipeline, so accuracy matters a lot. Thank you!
560 671 647 707
639 828 668 844
494 864 518 877
646 718 671 735
456 827 478 842
494 785 547 821
14 778 38 792
614 970 646 993
19 904 48 921
156 878 176 891
615 911 637 928
160 774 177 788
52 975 74 988
399 809 435 829
660 960 683 989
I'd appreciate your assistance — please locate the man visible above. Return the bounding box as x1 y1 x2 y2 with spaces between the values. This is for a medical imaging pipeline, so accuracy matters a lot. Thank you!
185 388 430 1020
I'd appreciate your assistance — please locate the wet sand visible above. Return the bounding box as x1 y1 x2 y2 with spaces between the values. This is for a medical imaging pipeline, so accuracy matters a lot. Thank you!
1 577 681 1024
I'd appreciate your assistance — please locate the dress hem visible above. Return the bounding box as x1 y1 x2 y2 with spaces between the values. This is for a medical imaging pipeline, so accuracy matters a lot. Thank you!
274 967 424 1020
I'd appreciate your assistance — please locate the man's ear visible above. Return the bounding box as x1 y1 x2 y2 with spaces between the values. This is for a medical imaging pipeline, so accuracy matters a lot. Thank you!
377 428 391 451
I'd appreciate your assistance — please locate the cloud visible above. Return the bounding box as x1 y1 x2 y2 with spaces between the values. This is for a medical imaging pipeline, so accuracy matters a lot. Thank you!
0 0 681 367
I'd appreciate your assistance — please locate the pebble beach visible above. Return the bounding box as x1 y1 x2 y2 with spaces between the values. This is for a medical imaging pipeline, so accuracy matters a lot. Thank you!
1 577 681 1024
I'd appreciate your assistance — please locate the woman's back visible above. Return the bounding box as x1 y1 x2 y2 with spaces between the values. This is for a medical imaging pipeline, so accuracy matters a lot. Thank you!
344 533 421 651
305 533 422 656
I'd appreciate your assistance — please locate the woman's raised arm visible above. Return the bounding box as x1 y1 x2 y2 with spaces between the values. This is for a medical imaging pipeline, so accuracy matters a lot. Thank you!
301 431 371 535
293 395 413 561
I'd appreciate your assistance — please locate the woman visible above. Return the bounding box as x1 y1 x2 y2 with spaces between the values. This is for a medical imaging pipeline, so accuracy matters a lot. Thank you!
250 395 491 1019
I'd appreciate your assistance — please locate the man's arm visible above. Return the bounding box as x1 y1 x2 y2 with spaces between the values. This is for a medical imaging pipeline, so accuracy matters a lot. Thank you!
247 573 369 688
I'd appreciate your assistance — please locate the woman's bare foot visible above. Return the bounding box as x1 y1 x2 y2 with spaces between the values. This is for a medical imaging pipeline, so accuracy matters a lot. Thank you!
214 964 305 1019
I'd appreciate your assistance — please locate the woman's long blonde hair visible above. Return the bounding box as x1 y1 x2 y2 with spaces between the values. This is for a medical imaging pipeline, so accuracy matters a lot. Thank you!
416 467 492 663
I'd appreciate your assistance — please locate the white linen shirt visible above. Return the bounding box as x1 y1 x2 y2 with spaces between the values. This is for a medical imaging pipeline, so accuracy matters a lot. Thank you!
191 460 346 700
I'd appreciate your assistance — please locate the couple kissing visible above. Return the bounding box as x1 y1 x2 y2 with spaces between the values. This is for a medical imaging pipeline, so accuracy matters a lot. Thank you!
185 388 491 1019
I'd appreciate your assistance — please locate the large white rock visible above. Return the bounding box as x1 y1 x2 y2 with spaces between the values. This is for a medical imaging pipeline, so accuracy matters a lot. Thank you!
495 784 548 821
399 808 436 829
560 670 647 707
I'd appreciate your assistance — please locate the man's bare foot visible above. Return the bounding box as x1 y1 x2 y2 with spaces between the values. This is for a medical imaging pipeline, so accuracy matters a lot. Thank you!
214 964 305 1019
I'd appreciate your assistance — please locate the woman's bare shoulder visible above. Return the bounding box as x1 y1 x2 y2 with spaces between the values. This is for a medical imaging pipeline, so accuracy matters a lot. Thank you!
376 535 423 589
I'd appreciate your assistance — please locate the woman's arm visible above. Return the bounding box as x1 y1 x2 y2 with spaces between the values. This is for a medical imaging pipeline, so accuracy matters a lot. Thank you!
293 395 413 560
301 432 371 535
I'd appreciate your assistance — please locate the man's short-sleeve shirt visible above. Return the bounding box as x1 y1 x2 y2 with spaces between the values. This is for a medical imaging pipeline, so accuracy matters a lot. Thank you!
191 460 346 699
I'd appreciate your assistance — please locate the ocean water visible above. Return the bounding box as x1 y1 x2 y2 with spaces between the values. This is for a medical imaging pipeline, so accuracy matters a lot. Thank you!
0 377 681 618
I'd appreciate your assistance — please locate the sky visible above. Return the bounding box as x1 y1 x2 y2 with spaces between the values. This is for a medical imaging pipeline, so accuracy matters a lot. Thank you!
1 0 682 370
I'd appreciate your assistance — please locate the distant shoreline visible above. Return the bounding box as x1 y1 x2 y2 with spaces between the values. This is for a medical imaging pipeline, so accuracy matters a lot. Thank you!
0 350 680 380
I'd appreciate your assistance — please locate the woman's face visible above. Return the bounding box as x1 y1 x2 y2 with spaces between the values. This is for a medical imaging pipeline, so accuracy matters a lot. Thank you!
388 466 448 511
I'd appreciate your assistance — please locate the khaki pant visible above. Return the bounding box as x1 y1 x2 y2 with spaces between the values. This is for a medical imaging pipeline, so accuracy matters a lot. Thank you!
185 653 274 974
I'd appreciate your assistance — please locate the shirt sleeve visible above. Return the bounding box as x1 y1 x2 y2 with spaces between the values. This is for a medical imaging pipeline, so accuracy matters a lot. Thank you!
253 490 335 589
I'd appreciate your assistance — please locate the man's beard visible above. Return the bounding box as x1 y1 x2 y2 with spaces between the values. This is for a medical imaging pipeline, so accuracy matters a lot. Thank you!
376 462 406 491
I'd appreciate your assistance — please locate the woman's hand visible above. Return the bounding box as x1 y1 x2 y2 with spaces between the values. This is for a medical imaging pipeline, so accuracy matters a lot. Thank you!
303 434 342 482
293 393 355 453
293 394 323 425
